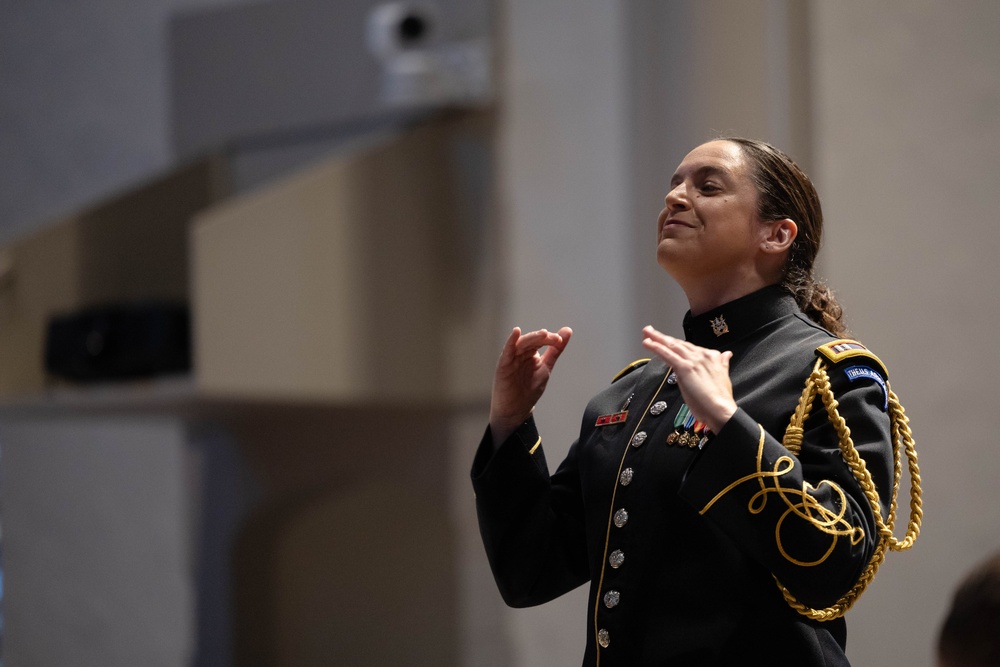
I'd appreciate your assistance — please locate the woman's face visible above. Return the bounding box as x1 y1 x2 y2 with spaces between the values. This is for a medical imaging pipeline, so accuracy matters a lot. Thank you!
656 140 766 282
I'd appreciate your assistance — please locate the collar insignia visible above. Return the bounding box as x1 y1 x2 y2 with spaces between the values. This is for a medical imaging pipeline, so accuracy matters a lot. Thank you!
710 315 729 337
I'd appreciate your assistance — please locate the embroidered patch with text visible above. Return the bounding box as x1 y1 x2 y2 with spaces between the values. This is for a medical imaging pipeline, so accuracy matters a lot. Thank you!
844 365 888 411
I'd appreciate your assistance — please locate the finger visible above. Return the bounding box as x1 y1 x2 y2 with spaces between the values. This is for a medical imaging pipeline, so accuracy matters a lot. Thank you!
511 330 550 358
515 328 568 355
642 325 667 344
496 327 523 366
642 326 689 354
642 336 716 376
641 328 672 361
641 326 679 355
641 337 681 366
503 326 521 352
540 326 573 369
515 328 557 346
643 327 721 364
546 326 573 354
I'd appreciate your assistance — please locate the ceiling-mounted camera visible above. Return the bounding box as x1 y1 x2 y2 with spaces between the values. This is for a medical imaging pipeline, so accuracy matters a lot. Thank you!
366 2 438 60
365 1 491 109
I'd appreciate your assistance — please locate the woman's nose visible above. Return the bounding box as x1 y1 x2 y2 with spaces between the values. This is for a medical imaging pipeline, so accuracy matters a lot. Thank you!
665 184 688 210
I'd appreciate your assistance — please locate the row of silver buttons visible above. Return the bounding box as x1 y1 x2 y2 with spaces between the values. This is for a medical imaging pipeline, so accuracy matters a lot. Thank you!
598 395 672 650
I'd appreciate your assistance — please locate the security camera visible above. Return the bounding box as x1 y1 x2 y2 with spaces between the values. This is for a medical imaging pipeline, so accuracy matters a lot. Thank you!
366 2 438 60
365 1 491 109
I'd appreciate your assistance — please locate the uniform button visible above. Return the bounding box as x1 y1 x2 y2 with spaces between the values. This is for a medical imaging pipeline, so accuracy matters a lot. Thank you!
598 628 610 648
613 508 629 528
630 431 647 448
619 468 634 486
609 549 625 569
667 372 678 385
604 590 620 608
650 400 668 416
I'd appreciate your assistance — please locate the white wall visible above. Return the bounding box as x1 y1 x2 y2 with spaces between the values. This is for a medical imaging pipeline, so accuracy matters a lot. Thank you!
812 2 1000 665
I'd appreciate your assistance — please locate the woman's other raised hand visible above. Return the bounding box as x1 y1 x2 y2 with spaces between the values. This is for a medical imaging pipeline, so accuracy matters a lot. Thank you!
490 326 573 447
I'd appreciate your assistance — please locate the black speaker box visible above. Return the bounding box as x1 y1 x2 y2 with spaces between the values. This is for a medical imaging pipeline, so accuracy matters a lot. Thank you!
45 302 191 382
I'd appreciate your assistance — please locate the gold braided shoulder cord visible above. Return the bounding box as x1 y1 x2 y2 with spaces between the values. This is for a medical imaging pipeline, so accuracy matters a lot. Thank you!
778 357 923 621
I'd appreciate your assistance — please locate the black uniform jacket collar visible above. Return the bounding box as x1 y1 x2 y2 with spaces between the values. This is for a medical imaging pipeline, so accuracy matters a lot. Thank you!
682 284 800 350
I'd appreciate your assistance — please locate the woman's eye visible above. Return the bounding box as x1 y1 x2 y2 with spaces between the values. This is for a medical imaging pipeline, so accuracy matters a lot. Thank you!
700 182 721 193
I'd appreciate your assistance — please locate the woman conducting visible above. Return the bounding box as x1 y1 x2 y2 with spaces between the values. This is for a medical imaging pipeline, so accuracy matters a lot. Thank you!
471 138 920 665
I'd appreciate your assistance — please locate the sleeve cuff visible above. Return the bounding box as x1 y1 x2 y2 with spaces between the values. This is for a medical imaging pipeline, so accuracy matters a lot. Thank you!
471 417 544 483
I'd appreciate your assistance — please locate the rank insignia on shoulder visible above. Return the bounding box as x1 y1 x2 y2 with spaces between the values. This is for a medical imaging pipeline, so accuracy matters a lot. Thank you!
612 358 650 383
816 339 888 378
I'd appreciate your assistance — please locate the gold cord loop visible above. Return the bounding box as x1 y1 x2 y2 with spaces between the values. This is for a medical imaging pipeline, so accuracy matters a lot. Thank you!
777 358 922 621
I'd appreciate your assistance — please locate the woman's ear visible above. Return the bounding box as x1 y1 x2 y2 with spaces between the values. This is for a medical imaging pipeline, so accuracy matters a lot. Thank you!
761 218 798 254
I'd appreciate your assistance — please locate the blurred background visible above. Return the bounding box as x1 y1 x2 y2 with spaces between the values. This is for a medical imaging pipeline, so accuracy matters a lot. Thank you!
0 0 997 665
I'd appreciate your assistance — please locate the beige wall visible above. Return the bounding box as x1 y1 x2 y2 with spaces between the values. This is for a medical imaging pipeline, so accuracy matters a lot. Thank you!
812 2 1000 665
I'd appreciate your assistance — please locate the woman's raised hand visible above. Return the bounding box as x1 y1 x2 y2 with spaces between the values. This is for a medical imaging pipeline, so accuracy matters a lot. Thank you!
641 325 737 434
490 326 573 446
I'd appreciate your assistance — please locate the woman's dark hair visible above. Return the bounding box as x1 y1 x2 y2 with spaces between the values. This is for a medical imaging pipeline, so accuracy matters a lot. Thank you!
722 137 846 336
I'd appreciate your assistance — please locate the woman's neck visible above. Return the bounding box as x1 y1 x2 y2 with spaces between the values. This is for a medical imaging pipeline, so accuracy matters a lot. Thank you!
681 274 776 316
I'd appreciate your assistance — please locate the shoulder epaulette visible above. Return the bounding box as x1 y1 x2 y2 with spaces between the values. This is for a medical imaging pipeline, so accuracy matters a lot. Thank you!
815 339 888 378
612 358 650 383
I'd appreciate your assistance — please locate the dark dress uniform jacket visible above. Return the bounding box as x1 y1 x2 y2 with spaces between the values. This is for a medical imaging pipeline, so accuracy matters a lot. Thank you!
471 285 895 666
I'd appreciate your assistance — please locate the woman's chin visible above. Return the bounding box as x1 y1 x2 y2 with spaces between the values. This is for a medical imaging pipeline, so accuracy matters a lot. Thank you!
656 242 683 271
